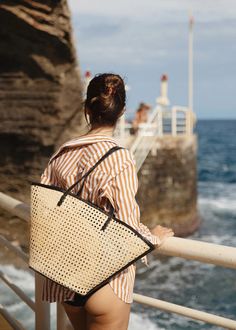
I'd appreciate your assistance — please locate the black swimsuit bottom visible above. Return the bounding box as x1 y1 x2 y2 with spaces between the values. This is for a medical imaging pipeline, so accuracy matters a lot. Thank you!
64 293 89 307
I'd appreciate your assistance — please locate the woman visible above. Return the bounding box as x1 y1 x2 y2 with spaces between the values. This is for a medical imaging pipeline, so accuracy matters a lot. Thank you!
40 73 174 330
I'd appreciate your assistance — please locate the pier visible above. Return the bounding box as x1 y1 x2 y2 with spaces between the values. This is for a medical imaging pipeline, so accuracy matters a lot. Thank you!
113 75 199 236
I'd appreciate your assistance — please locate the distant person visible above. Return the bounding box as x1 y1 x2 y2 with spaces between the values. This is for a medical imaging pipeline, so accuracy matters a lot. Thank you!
132 102 151 135
40 73 174 330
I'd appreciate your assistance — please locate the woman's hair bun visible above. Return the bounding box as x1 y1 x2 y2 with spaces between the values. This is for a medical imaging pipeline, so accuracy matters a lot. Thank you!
85 73 126 126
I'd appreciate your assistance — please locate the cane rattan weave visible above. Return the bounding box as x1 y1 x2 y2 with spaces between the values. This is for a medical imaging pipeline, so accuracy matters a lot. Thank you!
29 146 154 297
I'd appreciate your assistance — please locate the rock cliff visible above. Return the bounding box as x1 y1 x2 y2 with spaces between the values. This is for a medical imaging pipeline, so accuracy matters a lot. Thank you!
0 0 84 200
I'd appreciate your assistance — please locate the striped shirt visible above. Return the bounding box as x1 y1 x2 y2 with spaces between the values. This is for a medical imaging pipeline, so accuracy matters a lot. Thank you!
40 133 161 304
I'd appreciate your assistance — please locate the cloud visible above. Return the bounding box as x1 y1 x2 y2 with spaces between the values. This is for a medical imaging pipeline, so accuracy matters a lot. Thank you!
68 0 236 118
72 14 188 67
70 0 236 67
68 0 236 22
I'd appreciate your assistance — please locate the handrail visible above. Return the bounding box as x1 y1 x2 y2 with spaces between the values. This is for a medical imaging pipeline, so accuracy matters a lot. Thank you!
133 294 236 330
0 192 29 222
0 235 29 263
1 192 236 269
130 135 157 171
0 271 35 310
0 304 26 330
115 105 194 140
129 106 161 170
0 191 236 330
157 236 236 270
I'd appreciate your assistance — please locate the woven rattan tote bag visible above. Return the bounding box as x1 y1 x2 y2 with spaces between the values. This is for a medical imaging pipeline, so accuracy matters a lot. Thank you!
29 146 155 298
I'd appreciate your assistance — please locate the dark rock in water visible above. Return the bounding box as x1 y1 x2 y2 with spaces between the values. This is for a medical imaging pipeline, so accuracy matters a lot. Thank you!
0 0 85 199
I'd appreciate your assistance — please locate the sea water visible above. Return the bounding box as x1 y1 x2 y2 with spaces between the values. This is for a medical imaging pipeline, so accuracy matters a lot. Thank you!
133 120 236 329
0 120 236 330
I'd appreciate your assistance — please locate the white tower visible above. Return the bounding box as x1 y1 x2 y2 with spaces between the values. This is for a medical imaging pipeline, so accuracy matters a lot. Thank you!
83 70 92 96
188 15 194 111
156 74 170 107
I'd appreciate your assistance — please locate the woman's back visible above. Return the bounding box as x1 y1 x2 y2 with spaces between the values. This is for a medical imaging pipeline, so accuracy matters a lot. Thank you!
41 134 144 304
43 135 135 214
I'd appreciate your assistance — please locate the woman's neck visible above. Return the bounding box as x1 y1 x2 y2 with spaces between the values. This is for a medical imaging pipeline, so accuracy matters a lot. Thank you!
88 125 114 137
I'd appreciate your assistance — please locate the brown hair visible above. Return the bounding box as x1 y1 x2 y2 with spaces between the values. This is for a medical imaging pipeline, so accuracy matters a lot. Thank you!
84 73 126 127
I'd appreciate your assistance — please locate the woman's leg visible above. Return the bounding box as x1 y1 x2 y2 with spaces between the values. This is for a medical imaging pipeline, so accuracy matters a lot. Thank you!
61 302 87 330
85 284 131 330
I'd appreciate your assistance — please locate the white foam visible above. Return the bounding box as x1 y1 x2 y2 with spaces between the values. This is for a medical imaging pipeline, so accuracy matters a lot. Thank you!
197 181 236 214
129 312 163 330
199 196 236 212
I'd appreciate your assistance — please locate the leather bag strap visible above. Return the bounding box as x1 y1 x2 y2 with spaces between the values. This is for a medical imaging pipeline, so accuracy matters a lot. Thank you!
57 145 124 206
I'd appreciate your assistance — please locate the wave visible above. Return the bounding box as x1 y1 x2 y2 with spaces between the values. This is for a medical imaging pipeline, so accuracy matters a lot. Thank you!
198 181 236 212
198 196 236 212
198 181 236 196
129 313 162 330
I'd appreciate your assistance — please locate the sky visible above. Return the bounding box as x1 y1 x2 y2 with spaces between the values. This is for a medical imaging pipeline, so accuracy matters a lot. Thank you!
68 0 236 119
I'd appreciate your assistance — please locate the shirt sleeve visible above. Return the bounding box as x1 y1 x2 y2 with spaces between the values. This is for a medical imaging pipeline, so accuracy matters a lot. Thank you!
103 151 161 265
40 161 58 185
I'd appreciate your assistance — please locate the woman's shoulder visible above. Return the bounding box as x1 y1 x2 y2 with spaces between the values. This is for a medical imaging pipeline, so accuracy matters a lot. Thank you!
116 146 135 164
103 145 136 177
47 136 136 178
49 134 120 163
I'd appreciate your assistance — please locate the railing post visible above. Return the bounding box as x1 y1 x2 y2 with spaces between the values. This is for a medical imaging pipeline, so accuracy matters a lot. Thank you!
189 110 194 135
172 107 177 136
35 273 50 330
120 113 126 139
57 303 73 330
157 108 163 136
186 110 192 136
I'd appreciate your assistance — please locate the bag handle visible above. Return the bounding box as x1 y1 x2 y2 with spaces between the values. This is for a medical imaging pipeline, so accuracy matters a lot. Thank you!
57 145 124 206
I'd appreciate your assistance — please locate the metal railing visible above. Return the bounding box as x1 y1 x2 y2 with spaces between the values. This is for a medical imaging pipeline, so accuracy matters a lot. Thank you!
114 105 196 171
0 304 26 330
115 105 195 138
0 191 236 329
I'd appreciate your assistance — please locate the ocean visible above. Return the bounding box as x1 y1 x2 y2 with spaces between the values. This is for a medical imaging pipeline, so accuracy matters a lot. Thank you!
0 120 236 329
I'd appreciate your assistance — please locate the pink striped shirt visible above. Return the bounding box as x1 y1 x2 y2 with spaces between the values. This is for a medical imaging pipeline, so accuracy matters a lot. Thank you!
40 134 161 304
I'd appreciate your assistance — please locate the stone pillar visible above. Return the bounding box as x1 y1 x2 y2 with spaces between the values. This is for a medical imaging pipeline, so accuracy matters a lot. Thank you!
137 135 200 237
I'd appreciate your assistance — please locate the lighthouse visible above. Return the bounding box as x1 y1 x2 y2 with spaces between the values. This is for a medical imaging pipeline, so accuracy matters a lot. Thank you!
83 70 92 96
156 74 170 107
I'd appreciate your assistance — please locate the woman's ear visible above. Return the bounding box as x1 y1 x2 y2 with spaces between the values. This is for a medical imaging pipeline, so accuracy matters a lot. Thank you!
84 106 91 126
85 106 92 116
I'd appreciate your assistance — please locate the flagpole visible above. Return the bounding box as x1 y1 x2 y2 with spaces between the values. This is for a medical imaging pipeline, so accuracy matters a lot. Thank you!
188 14 194 111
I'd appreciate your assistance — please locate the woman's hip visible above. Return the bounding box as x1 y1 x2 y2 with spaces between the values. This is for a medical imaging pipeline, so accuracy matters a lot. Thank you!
85 284 130 314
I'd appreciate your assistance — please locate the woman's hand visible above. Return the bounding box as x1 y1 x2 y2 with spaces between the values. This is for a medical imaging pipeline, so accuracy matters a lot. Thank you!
150 225 174 246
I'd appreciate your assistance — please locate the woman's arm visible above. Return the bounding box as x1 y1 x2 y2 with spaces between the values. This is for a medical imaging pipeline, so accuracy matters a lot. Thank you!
102 152 167 265
113 162 161 245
